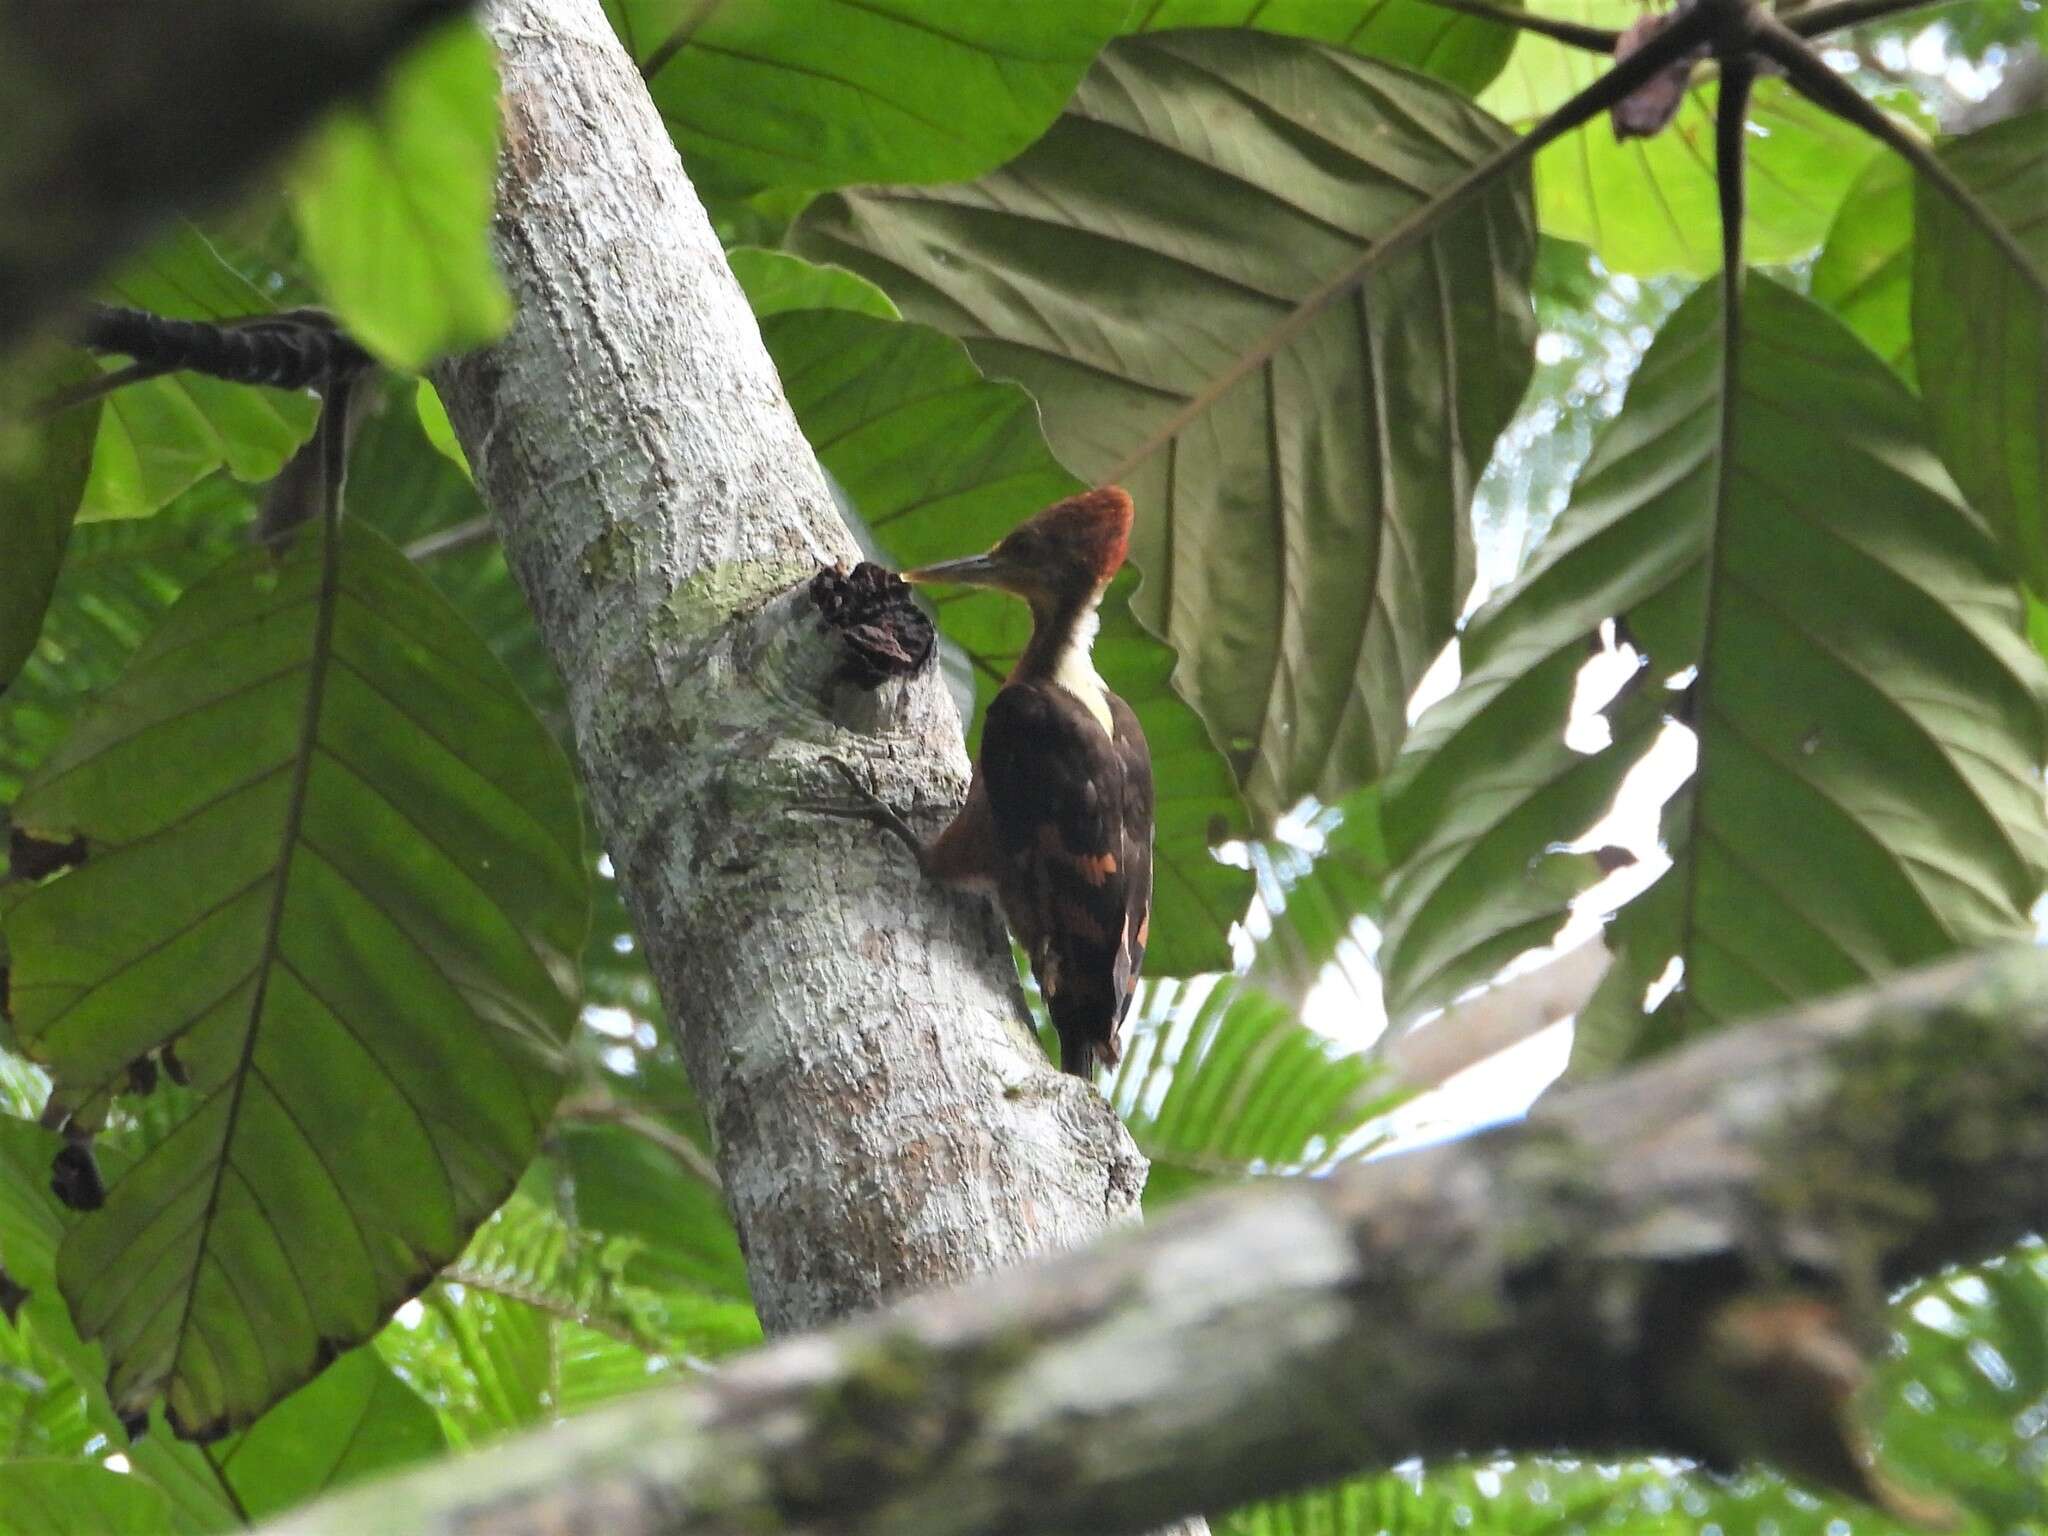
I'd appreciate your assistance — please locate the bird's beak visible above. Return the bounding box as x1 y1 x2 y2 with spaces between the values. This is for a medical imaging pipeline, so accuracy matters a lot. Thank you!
901 552 1012 588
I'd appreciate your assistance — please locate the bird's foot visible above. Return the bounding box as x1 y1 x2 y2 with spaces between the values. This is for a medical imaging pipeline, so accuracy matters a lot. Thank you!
817 756 926 860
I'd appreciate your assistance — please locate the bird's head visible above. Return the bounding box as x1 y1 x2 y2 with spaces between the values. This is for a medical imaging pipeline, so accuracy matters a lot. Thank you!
903 488 1133 609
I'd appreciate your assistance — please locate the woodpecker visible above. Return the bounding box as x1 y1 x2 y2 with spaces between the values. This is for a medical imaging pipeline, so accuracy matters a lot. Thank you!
840 488 1154 1078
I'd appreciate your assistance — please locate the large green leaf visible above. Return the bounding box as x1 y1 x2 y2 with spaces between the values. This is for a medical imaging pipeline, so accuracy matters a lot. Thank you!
1480 1 1885 277
1130 0 1519 94
2 519 588 1436
608 0 1124 199
792 30 1538 828
1812 154 1915 385
211 1348 444 1521
0 358 100 691
1107 978 1400 1190
1382 276 2048 1060
0 1117 447 1529
81 225 319 522
378 1184 753 1445
288 19 512 370
762 306 1252 973
1912 110 2048 592
0 1462 174 1536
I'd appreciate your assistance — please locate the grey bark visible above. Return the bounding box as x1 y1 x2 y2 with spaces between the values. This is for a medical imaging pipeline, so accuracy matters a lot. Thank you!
261 944 2048 1536
0 0 468 353
429 0 1146 1337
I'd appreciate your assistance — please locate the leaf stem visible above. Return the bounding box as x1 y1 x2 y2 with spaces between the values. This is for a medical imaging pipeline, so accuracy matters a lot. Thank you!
1102 3 1715 486
1406 0 1622 52
1784 0 1970 37
638 0 722 80
1754 17 2048 306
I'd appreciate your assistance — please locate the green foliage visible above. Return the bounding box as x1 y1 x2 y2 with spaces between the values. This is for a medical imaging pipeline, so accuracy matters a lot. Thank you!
288 20 513 371
759 306 1251 972
1385 277 2048 1057
3 518 588 1435
1108 979 1400 1191
727 248 898 320
4 0 2048 1529
1132 0 1521 94
794 30 1537 828
0 1462 174 1536
1912 110 2048 593
0 358 99 692
1813 155 1916 383
609 0 1125 199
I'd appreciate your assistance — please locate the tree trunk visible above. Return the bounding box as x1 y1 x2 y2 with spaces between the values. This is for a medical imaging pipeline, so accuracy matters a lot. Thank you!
429 0 1148 1337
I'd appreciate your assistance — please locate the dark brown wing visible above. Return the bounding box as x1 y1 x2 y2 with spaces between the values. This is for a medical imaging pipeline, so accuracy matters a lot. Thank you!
1107 691 1153 1036
980 681 1132 1077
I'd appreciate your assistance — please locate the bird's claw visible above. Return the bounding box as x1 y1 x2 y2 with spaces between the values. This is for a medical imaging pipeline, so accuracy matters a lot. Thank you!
820 755 925 858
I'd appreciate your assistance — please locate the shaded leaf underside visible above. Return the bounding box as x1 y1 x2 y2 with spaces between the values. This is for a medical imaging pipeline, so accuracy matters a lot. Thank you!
1381 277 2048 1059
4 521 586 1435
793 29 1538 829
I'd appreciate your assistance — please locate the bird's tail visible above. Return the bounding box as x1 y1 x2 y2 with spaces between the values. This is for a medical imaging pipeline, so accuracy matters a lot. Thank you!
1056 1026 1121 1080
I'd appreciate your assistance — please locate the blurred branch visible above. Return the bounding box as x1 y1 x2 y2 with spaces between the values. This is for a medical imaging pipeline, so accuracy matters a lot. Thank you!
553 1092 724 1192
0 0 469 356
265 944 2048 1536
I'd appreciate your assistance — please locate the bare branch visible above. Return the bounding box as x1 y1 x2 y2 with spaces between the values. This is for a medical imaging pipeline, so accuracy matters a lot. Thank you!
262 945 2048 1536
1408 0 1622 52
1785 0 1971 38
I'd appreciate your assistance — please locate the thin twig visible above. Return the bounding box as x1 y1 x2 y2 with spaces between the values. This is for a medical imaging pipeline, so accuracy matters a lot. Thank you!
638 0 723 80
28 359 169 420
1754 16 2048 306
1409 0 1622 51
1786 0 1969 36
403 515 496 562
553 1092 724 1192
1100 2 1716 488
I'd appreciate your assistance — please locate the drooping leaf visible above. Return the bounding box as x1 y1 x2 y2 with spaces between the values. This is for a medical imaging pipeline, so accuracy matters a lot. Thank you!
0 1115 444 1533
0 357 101 690
3 519 588 1435
81 224 319 522
1912 109 2048 592
608 0 1124 199
761 306 1252 973
726 248 897 321
793 30 1538 828
1480 2 1887 277
1129 0 1520 94
0 1462 175 1536
1382 276 2048 1061
288 19 512 371
211 1348 444 1521
1812 154 1915 385
1108 978 1399 1190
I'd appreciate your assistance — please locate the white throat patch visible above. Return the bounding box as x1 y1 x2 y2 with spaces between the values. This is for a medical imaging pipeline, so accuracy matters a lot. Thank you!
1050 606 1113 734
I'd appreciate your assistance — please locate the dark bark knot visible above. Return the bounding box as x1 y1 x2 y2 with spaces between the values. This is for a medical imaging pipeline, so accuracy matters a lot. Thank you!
809 562 935 689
